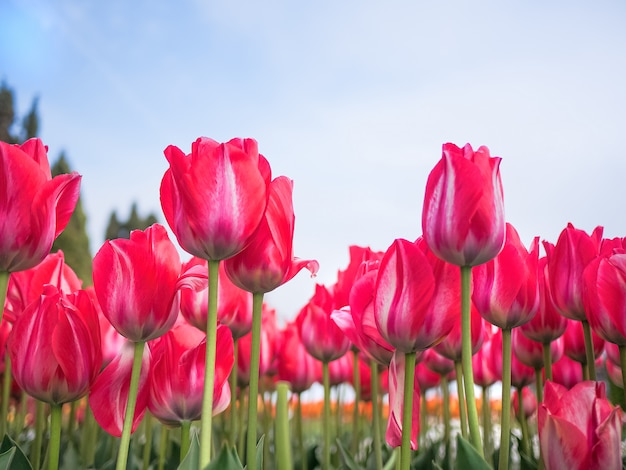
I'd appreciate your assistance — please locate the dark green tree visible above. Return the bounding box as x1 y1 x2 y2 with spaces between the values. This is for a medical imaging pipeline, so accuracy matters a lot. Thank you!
0 81 18 143
104 202 159 240
51 153 93 285
21 96 39 141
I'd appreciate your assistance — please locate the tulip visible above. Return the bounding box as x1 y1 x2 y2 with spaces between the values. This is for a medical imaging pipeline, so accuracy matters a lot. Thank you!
276 322 317 394
236 304 279 387
551 354 583 390
0 139 81 274
149 323 233 460
546 224 603 380
513 386 537 458
538 381 622 470
421 142 505 268
333 245 384 310
513 329 564 372
386 351 420 454
562 318 604 380
8 285 101 405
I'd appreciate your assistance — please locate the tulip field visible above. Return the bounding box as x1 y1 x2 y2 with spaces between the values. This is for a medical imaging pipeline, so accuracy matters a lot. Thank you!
0 137 625 470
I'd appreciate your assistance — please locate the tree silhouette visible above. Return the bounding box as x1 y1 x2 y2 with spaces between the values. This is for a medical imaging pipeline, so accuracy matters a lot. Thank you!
104 202 159 240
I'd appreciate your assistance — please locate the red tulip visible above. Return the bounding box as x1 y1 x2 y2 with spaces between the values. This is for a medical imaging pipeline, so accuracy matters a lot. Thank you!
546 223 603 321
328 352 353 387
89 341 151 437
297 284 350 363
160 137 270 261
374 238 457 353
512 328 563 370
148 323 233 425
421 142 505 267
0 139 81 272
7 285 102 405
333 245 384 310
4 251 82 323
472 223 540 330
604 341 620 367
93 224 188 342
472 329 499 388
224 176 318 294
538 380 622 470
276 321 317 394
423 348 455 377
415 361 441 392
519 256 567 344
433 299 484 362
584 250 626 346
331 261 394 366
606 359 623 390
551 354 583 390
512 387 537 419
180 257 252 339
563 318 604 364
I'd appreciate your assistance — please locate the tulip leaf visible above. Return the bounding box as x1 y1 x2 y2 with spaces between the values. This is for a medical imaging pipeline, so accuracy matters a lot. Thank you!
336 438 365 470
456 435 491 470
0 435 32 470
203 442 243 470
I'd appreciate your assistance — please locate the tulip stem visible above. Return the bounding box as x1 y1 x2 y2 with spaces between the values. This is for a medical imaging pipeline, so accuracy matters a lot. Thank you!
32 400 45 470
180 420 191 462
400 351 416 470
116 340 146 470
0 352 11 438
499 328 512 470
482 385 492 460
275 381 292 470
441 376 451 446
581 320 596 381
542 341 553 382
322 361 331 470
0 271 8 326
142 414 153 470
245 292 264 470
228 338 239 446
534 368 543 404
48 404 62 470
370 360 383 470
158 426 169 470
454 361 468 438
296 393 307 470
460 265 483 456
516 387 531 458
200 259 220 468
352 350 361 455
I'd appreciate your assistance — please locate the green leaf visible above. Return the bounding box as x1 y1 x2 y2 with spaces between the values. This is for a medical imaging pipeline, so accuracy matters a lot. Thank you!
0 435 32 470
455 435 491 470
253 435 264 470
204 443 243 470
178 433 200 470
382 448 398 470
336 438 365 470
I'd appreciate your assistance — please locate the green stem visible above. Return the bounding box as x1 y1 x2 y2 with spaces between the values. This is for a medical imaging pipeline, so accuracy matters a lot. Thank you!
296 393 307 470
237 387 247 458
482 386 492 460
157 426 169 470
499 328 512 470
460 265 483 455
419 392 427 449
335 385 342 442
542 341 553 382
32 400 45 470
229 338 239 447
581 320 597 381
516 387 531 458
454 361 468 438
370 361 383 470
246 292 264 470
1 352 11 438
0 272 8 326
400 351 416 470
14 391 27 437
180 420 191 462
116 340 146 470
619 346 626 394
322 361 332 470
262 389 271 469
200 259 220 468
441 376 451 446
83 403 98 468
142 414 153 470
534 368 543 404
67 401 77 437
275 382 292 470
352 350 361 455
48 404 62 470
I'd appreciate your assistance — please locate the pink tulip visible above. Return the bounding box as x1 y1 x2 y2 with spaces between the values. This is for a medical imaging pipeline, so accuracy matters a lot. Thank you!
551 354 583 390
224 176 318 293
422 142 505 267
0 139 81 272
472 223 540 330
93 224 188 342
160 137 270 261
237 304 279 386
584 250 626 346
519 256 567 344
89 341 151 437
562 318 604 365
422 348 456 377
148 323 233 425
276 321 317 394
374 238 457 353
386 351 420 450
297 284 350 363
512 387 537 419
433 299 484 362
512 328 563 370
328 351 353 387
546 223 603 321
538 381 622 470
8 285 102 405
333 245 384 310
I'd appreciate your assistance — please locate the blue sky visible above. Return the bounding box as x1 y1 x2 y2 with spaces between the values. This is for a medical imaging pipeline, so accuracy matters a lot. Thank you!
2 0 626 322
